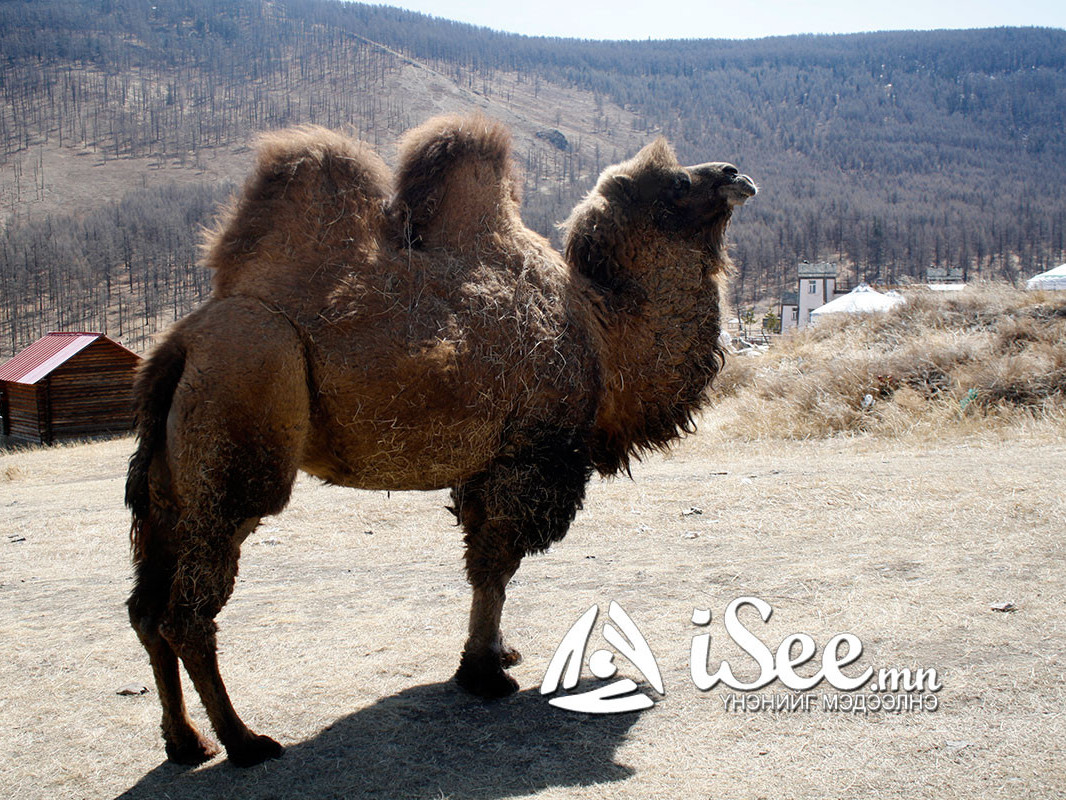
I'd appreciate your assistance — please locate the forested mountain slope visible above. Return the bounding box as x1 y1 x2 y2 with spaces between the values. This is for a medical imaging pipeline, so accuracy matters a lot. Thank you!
1 0 1064 357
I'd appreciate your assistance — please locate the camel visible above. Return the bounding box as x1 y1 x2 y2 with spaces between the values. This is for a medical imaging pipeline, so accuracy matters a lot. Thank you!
125 113 756 766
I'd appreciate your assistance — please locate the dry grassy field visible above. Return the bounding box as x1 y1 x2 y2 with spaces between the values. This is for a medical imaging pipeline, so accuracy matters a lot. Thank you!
1 419 1063 799
714 284 1066 440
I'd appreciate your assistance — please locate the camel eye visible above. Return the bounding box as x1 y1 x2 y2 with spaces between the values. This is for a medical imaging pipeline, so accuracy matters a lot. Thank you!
672 173 691 193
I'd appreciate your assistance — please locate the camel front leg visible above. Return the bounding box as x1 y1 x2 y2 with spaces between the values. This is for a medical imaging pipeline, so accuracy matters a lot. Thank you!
451 428 594 697
456 527 523 697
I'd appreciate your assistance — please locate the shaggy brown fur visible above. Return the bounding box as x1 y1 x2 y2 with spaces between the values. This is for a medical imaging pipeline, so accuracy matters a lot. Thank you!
126 113 756 766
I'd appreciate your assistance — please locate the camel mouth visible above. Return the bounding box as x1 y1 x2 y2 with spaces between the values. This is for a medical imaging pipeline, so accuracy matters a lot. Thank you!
724 175 757 205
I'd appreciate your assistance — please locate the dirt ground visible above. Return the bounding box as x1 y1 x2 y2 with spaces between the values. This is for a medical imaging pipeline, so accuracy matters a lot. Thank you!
1 425 1063 799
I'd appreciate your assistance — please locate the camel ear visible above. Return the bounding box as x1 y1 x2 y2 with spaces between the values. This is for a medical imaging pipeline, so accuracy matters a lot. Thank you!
611 168 682 206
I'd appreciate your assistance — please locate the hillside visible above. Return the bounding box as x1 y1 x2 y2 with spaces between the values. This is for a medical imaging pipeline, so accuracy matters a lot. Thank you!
1 0 1065 357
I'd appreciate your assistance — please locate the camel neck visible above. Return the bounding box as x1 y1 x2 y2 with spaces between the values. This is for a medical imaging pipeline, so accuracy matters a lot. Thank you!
587 229 727 475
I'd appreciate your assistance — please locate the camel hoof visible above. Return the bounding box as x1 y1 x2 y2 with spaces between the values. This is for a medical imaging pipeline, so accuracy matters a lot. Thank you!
227 734 284 768
456 651 520 698
165 734 221 765
500 645 523 668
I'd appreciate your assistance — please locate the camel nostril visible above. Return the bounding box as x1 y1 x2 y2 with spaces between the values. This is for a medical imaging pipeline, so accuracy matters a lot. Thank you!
723 165 739 177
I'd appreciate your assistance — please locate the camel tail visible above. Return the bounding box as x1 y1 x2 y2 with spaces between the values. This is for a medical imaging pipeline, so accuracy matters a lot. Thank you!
126 336 186 563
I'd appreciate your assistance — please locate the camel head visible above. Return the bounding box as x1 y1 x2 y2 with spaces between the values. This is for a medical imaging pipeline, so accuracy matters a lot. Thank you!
563 137 756 301
604 138 757 228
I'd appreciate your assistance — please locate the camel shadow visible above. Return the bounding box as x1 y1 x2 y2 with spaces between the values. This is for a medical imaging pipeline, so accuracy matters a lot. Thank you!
116 681 640 799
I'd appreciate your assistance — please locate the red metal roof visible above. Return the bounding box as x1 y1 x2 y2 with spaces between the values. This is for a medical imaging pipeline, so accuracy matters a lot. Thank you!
0 332 134 385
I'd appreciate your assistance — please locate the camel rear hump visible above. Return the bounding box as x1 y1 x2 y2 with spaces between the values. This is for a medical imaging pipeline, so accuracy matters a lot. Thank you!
391 113 521 249
203 126 393 296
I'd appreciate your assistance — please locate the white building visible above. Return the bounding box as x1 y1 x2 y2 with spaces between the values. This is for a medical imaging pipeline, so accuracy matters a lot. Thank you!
780 261 846 331
779 291 799 330
809 284 905 324
1026 264 1066 291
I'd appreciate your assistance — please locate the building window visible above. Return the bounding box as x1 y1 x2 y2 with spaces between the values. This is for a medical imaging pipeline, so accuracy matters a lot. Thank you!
791 307 798 321
808 280 817 294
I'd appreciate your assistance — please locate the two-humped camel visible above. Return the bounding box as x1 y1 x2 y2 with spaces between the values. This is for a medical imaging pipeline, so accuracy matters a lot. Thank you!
125 114 756 765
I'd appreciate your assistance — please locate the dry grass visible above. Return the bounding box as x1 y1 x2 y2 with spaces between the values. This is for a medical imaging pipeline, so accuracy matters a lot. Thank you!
1 427 1063 799
711 283 1066 440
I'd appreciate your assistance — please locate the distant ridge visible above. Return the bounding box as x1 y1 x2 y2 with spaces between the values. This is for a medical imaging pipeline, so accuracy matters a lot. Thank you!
0 0 1064 357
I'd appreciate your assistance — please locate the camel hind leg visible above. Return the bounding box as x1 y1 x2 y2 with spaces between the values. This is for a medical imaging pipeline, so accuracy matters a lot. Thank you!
161 516 280 767
128 527 220 764
127 335 219 763
129 516 276 765
128 299 310 766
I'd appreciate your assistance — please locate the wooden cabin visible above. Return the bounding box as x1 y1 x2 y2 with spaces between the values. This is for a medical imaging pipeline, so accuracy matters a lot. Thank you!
0 333 141 445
